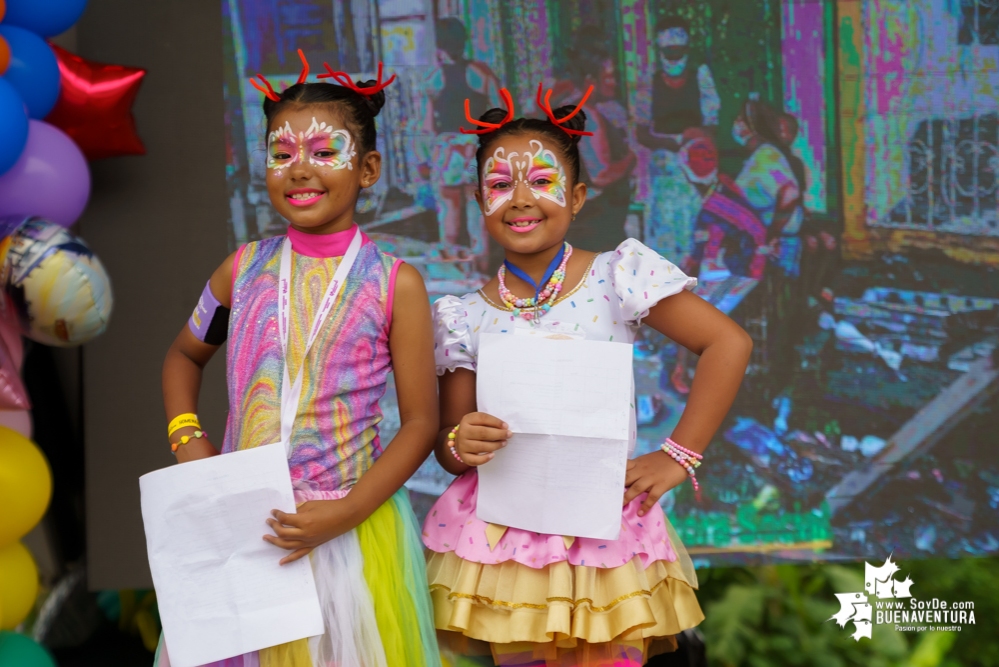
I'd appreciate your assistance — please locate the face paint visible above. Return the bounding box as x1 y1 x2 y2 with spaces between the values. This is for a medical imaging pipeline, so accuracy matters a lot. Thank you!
656 27 689 48
732 118 752 146
660 54 688 77
481 147 515 215
481 140 568 215
267 117 356 174
523 140 567 207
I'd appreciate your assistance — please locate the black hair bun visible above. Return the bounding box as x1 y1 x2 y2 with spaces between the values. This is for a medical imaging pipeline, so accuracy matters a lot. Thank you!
552 104 588 144
355 79 386 116
478 107 509 126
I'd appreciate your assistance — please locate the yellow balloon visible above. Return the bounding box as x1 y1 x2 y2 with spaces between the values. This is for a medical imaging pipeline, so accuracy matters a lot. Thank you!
0 542 39 630
0 426 51 547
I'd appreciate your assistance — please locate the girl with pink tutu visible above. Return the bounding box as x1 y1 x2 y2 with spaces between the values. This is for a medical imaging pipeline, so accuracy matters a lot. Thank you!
423 83 753 666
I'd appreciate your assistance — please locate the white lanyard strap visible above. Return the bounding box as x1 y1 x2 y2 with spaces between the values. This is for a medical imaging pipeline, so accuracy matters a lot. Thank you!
277 228 362 452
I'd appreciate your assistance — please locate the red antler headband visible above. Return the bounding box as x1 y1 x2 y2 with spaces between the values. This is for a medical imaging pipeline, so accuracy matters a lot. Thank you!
536 83 594 136
317 61 396 96
249 48 311 102
459 88 515 135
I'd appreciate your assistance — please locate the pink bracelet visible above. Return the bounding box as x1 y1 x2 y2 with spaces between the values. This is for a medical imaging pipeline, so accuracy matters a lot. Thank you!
664 437 702 459
661 437 702 501
447 424 463 463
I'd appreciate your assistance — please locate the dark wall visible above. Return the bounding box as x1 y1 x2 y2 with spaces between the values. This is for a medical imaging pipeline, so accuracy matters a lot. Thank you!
78 1 228 589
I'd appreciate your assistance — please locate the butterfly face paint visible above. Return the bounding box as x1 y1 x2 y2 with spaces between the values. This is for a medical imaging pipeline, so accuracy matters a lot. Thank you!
267 118 357 175
480 139 568 216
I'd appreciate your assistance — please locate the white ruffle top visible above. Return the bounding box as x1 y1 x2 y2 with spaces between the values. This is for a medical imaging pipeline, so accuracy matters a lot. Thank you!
434 238 696 377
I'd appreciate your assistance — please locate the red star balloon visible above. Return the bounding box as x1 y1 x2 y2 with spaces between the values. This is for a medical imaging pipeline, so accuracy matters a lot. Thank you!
44 43 147 161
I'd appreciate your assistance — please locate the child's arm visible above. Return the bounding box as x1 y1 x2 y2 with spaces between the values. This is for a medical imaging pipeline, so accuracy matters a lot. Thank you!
265 264 440 564
624 290 753 516
433 368 510 475
162 252 236 463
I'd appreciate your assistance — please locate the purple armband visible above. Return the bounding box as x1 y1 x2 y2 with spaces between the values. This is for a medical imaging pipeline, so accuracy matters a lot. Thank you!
188 281 230 345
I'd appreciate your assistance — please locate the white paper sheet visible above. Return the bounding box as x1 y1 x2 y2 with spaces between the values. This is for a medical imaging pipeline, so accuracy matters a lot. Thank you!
140 443 324 667
476 333 633 540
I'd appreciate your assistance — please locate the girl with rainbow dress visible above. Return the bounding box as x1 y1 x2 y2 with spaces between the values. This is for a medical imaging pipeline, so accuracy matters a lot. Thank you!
157 52 441 667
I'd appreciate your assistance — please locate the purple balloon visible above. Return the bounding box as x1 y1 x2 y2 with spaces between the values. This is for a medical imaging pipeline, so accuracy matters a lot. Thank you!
0 120 90 227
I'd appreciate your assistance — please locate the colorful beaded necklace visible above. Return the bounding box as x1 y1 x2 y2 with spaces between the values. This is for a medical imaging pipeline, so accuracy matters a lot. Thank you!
497 242 573 320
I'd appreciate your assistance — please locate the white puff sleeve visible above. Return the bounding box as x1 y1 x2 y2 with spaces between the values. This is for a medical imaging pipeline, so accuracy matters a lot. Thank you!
433 295 477 375
609 238 697 323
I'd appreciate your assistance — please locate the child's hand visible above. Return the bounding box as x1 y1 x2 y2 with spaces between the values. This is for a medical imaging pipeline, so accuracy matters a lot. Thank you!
455 412 512 466
264 498 360 565
623 451 690 517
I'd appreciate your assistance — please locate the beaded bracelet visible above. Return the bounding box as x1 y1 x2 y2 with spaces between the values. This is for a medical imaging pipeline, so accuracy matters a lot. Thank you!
168 413 201 438
447 424 463 463
171 430 208 453
661 437 703 500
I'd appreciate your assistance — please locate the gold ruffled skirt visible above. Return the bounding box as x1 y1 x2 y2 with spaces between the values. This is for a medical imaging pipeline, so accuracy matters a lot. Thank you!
427 550 704 666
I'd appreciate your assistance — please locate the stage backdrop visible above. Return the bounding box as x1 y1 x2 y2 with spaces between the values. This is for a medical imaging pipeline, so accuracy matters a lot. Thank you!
221 0 999 567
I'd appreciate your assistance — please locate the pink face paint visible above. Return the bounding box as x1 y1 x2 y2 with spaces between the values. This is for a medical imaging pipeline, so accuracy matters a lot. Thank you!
480 140 568 215
524 140 567 207
481 146 517 215
267 117 357 174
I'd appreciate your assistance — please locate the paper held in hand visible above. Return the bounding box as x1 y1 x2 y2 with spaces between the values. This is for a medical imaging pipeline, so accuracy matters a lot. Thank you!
475 333 634 540
139 443 324 667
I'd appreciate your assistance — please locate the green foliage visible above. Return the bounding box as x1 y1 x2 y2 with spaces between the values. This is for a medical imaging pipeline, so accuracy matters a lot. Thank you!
698 563 905 667
695 557 999 666
902 557 999 667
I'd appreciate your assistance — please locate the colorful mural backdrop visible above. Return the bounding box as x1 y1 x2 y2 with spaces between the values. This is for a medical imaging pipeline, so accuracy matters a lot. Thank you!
222 0 999 567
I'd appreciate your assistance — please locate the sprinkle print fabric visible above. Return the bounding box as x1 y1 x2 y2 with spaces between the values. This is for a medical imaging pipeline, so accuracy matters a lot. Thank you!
422 470 679 570
426 238 696 569
433 238 697 375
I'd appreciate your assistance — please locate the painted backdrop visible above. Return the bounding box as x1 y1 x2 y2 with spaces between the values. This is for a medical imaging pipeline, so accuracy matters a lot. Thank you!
221 0 999 567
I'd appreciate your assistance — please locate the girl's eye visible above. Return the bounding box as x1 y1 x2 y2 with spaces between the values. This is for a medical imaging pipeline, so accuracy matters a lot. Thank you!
490 181 512 190
272 152 292 161
532 178 552 186
315 150 337 159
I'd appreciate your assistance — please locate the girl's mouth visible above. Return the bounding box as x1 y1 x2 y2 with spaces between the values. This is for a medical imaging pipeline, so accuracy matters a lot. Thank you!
507 217 541 233
286 189 325 207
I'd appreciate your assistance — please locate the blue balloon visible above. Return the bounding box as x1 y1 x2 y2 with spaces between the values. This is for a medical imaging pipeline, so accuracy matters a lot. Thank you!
1 0 89 38
0 26 60 119
0 79 29 175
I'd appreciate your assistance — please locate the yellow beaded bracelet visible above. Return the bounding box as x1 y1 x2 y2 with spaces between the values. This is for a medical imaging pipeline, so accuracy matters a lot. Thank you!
168 413 201 437
171 430 207 453
447 424 463 463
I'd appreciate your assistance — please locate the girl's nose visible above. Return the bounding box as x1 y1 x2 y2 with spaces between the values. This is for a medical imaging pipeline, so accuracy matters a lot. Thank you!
511 179 534 207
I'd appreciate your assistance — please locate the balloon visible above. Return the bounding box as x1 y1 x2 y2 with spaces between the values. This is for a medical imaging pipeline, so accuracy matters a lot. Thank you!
0 0 5 23
0 78 27 175
0 34 9 75
0 411 30 438
0 26 60 119
0 0 88 39
0 543 38 629
0 120 89 226
0 631 55 667
3 218 113 345
0 426 51 546
45 44 146 161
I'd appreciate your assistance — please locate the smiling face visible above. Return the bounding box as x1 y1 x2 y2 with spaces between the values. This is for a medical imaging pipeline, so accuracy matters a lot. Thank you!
265 106 379 233
476 134 586 254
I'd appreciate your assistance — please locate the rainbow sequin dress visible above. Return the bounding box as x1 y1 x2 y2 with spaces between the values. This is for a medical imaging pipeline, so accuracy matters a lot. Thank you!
154 225 440 667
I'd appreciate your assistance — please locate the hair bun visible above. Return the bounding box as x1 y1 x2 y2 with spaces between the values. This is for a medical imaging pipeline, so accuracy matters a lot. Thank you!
551 104 588 144
478 107 510 126
355 79 386 116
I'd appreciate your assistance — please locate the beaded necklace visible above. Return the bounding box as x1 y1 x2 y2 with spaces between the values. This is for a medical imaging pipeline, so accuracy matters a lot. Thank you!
497 242 573 321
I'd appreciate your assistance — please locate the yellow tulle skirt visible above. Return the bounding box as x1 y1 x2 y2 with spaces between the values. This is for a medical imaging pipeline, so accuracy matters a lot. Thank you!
427 550 704 666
